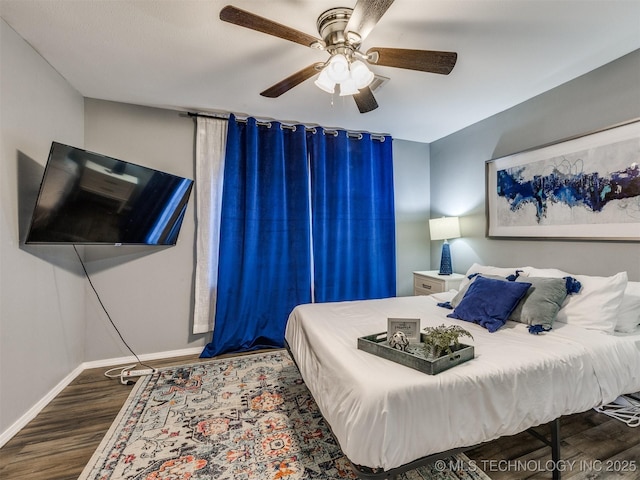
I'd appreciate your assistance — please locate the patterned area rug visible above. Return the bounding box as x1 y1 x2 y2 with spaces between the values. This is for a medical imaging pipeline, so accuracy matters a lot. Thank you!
79 350 490 480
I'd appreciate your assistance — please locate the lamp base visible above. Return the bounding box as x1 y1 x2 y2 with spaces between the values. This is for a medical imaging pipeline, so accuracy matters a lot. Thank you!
438 242 453 275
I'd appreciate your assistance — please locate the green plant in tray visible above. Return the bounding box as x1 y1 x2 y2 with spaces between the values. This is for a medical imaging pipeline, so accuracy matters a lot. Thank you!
423 324 473 359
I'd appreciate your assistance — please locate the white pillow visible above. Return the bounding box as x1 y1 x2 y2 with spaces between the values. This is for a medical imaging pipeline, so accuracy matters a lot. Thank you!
615 282 640 333
460 263 526 290
520 267 566 277
524 267 628 333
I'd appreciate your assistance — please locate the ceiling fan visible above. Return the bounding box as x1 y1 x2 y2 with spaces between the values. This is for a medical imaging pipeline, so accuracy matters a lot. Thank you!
220 0 457 113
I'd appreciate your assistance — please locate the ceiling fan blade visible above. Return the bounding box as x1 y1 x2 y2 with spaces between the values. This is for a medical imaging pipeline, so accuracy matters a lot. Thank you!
220 5 322 48
367 47 457 74
353 86 379 113
260 63 323 98
345 0 395 43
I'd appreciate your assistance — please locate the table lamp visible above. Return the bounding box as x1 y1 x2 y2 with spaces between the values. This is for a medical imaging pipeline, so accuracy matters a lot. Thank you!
429 216 461 275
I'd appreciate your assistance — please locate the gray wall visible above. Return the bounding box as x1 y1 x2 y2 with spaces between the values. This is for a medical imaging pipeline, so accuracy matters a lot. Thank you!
430 50 640 281
83 99 207 361
1 19 85 436
393 139 431 295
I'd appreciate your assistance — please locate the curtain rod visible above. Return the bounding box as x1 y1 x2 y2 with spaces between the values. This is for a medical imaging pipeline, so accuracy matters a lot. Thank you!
185 111 390 142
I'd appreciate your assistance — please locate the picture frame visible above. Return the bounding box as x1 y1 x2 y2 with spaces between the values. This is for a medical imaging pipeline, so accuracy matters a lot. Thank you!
387 318 421 343
486 119 640 241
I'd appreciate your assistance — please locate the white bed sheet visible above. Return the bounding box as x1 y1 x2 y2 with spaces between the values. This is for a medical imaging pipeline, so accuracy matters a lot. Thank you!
284 294 640 471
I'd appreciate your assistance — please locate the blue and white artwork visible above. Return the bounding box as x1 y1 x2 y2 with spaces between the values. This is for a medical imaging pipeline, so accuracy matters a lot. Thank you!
487 121 640 239
497 139 640 225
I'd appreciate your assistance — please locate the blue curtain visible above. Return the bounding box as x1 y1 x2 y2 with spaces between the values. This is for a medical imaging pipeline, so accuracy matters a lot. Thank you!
201 118 396 357
200 116 312 357
309 129 396 302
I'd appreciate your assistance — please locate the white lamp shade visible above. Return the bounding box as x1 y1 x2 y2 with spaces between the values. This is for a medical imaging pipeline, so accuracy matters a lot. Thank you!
339 77 359 96
314 69 336 93
326 54 350 83
350 60 374 89
429 216 461 241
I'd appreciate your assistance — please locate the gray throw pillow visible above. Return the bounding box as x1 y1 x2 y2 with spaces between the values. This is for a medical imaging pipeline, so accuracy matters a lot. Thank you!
510 277 568 327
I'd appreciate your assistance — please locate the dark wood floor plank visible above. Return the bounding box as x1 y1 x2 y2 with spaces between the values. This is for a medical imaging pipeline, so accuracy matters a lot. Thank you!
466 412 640 480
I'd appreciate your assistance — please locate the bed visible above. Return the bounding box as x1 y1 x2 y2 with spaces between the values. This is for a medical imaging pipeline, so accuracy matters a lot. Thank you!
284 265 640 478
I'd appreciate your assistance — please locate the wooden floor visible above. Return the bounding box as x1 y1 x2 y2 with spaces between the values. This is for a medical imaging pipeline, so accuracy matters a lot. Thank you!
1 352 639 480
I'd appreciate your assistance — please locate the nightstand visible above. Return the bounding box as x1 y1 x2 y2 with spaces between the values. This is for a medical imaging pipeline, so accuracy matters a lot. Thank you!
413 270 465 296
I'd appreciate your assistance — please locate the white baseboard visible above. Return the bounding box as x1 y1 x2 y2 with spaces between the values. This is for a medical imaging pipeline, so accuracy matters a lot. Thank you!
0 363 85 449
0 346 204 448
81 346 204 370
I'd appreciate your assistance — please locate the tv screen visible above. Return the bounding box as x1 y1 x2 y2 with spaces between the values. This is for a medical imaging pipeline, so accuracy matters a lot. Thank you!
25 142 194 245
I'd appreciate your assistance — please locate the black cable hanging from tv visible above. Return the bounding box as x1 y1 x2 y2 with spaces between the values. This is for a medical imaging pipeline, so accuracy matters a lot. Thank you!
73 245 155 383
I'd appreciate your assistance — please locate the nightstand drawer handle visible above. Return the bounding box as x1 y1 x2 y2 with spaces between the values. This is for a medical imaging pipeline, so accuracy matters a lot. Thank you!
422 284 432 289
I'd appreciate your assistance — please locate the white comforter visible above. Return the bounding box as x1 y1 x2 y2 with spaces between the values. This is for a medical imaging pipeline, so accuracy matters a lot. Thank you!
284 293 640 471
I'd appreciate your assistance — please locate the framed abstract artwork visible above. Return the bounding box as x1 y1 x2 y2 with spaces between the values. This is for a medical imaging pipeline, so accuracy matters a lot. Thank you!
486 119 640 241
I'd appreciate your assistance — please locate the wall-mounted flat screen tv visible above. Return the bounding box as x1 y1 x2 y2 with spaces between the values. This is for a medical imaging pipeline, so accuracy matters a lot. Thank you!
25 142 194 245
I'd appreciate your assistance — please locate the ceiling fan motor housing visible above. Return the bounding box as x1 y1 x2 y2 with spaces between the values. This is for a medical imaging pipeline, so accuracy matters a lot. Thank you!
317 7 356 55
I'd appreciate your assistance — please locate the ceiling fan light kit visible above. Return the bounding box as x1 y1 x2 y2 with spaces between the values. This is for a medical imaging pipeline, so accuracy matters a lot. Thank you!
350 60 375 88
220 1 457 113
314 69 336 94
339 77 359 96
314 53 376 96
326 53 351 83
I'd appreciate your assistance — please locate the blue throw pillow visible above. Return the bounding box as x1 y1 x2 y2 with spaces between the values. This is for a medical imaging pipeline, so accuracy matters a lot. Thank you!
447 276 532 332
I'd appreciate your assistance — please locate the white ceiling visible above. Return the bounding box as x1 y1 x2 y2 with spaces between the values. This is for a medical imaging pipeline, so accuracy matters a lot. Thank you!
1 0 639 143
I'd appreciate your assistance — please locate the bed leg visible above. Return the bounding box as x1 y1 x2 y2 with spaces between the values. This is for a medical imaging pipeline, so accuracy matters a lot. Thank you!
551 418 561 480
